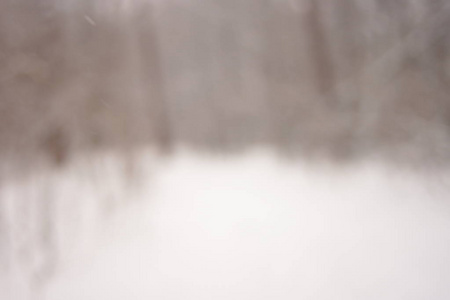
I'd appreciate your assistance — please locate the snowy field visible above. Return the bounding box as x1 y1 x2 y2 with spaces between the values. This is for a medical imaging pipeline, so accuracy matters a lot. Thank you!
3 149 450 300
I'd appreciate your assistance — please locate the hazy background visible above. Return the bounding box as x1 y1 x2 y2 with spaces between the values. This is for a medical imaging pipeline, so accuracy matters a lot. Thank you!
1 0 450 299
2 0 450 165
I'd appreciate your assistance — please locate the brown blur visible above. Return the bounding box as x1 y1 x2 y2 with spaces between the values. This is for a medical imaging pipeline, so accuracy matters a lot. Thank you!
1 0 450 166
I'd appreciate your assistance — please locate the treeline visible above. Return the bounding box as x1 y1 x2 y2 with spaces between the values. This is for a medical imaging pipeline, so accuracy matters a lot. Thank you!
1 0 450 168
156 0 450 163
0 0 170 171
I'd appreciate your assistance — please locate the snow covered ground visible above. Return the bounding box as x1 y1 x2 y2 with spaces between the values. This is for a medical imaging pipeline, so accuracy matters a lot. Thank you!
4 149 450 300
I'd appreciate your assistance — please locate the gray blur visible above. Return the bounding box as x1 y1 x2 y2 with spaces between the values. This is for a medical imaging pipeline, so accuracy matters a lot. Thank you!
2 0 450 164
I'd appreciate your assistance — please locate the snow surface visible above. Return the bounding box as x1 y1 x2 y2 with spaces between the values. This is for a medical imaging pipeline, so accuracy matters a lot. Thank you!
7 150 450 300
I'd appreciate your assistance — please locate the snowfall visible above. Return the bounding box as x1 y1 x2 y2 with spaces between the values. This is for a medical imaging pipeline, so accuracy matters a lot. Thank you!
2 149 450 300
